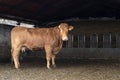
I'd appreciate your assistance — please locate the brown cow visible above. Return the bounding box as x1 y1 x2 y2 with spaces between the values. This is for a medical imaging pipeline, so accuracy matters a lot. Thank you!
11 23 74 69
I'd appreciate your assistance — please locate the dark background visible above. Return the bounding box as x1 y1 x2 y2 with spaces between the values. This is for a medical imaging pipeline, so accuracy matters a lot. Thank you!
0 0 119 24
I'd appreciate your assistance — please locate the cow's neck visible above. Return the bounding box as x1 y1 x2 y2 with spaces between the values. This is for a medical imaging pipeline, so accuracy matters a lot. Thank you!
54 26 63 45
51 27 63 52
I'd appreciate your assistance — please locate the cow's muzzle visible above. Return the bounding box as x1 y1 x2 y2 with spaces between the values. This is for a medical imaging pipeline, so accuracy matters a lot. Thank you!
62 37 68 41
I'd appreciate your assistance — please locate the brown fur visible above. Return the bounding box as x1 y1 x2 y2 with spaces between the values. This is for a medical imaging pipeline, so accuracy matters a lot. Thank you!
11 23 74 69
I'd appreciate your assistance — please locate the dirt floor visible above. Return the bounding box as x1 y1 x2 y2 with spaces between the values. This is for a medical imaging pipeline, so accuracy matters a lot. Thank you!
0 59 120 80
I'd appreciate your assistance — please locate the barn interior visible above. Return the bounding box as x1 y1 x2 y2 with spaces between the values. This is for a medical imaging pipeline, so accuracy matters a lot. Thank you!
0 0 120 59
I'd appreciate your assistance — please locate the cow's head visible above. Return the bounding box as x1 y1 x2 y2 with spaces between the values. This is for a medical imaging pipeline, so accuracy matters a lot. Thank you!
58 23 74 41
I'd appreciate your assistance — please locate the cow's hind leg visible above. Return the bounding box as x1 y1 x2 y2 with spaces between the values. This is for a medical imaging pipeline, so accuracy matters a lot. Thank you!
12 48 21 69
45 46 52 69
11 48 14 64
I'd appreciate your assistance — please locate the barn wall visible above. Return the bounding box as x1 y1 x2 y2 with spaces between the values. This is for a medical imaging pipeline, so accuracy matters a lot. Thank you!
0 24 13 58
69 20 120 34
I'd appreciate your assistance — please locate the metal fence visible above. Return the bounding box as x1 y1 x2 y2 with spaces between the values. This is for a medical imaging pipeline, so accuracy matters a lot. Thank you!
90 33 98 48
116 32 120 48
65 32 120 48
78 33 85 48
103 33 111 48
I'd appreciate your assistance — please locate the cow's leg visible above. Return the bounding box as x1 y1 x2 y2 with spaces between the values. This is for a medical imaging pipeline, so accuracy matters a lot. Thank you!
12 48 21 69
11 48 14 64
52 54 56 68
45 46 52 69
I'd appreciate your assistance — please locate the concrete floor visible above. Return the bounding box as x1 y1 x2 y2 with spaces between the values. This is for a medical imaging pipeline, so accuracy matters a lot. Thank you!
0 59 119 80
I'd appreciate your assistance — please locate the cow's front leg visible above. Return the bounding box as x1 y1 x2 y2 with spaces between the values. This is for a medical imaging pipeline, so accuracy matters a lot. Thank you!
45 46 52 69
46 55 51 69
52 54 56 68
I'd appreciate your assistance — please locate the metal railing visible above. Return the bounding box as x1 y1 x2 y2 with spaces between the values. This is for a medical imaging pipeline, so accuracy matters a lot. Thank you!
65 32 120 48
90 33 98 48
103 33 111 48
78 33 85 48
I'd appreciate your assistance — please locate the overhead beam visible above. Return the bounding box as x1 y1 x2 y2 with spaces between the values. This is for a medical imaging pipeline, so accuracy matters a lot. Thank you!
0 2 33 13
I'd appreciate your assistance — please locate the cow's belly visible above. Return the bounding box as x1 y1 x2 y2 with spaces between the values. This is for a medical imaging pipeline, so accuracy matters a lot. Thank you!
23 42 44 50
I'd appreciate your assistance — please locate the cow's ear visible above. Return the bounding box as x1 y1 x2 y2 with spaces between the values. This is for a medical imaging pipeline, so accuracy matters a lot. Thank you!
58 25 61 29
69 26 74 31
58 25 63 32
